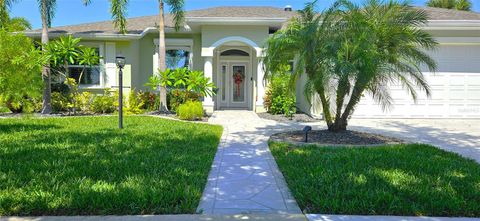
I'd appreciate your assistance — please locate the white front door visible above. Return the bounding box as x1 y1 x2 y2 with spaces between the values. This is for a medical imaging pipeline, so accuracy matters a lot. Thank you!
217 62 251 109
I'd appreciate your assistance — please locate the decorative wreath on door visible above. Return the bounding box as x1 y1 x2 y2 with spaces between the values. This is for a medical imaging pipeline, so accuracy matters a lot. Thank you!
233 71 244 97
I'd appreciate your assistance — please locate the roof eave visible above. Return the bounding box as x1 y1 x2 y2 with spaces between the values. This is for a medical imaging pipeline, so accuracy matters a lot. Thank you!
23 26 194 40
186 17 288 25
424 20 480 30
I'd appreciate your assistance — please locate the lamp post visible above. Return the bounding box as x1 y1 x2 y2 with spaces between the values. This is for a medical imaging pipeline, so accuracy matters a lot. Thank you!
116 55 126 129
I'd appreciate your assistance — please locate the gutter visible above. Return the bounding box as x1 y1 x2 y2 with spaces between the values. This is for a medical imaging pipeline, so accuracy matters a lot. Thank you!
424 20 480 30
23 26 192 40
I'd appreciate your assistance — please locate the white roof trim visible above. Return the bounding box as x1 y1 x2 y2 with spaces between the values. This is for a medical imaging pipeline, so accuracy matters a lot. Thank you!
186 17 287 25
424 20 480 30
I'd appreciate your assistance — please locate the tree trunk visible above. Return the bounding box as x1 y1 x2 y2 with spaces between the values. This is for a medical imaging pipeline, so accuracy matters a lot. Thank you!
158 0 168 112
328 83 365 132
40 0 52 114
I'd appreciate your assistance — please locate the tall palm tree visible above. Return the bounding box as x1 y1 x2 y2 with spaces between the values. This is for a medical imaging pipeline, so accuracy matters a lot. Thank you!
427 0 472 11
37 0 90 114
264 0 438 132
110 0 184 112
38 0 53 114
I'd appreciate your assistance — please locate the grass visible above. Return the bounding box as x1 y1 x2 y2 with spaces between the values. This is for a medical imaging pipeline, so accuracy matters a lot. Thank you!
269 142 480 217
0 116 223 215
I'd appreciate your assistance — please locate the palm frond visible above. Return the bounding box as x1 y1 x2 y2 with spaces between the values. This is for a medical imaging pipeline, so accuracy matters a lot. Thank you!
110 0 128 34
37 0 56 28
165 0 184 31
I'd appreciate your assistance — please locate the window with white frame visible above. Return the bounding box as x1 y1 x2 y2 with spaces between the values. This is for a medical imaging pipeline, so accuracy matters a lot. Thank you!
154 39 194 71
166 47 191 70
68 45 103 86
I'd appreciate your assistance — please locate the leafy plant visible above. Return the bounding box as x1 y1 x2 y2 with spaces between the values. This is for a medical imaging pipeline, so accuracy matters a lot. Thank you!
91 90 117 114
75 91 93 113
139 91 157 111
77 46 100 84
264 64 296 117
168 89 200 112
51 91 70 113
0 30 44 113
126 89 145 115
177 101 203 121
186 70 216 97
145 68 215 113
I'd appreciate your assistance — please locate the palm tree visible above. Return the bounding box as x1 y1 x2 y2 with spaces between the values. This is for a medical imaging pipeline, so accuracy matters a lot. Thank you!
36 0 91 114
427 0 472 11
264 0 438 132
110 0 184 112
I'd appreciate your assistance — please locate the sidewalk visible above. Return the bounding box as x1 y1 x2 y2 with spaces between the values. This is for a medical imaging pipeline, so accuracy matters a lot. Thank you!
197 111 301 214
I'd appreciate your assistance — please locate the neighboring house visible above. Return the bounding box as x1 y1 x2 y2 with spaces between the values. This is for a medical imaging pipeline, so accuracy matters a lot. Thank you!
25 6 480 118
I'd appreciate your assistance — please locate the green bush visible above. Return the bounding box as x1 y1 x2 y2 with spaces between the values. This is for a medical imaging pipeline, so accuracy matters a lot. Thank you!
139 91 157 111
126 89 145 115
75 92 93 113
91 90 116 114
0 30 43 113
177 101 204 121
264 65 296 116
168 89 200 112
51 92 70 113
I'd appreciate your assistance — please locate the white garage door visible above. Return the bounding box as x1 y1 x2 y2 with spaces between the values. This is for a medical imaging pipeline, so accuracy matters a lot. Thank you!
353 44 480 118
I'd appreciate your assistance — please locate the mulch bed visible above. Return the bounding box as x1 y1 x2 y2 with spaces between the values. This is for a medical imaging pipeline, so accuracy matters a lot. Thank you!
147 111 210 122
257 112 318 122
270 130 405 146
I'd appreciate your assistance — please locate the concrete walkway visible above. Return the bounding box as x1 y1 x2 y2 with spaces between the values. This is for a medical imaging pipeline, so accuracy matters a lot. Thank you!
197 111 302 215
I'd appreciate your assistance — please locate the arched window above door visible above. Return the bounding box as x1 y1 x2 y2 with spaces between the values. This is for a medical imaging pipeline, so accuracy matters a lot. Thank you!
220 49 249 56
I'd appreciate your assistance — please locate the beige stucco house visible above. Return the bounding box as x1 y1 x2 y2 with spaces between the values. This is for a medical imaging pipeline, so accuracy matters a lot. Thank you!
25 6 480 118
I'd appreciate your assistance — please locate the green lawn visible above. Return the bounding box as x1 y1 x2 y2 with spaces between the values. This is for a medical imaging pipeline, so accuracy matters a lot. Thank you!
0 116 223 215
269 142 480 217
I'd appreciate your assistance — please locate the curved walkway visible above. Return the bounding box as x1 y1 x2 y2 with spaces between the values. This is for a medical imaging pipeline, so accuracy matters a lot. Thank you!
197 111 302 215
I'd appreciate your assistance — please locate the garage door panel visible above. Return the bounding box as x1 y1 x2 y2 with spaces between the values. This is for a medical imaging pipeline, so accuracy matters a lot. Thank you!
352 44 480 118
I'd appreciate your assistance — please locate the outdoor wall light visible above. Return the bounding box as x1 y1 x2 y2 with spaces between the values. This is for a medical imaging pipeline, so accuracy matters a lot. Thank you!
303 126 312 143
116 54 126 129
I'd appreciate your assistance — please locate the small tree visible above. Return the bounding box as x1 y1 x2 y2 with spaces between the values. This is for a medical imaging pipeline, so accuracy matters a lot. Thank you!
46 36 100 115
264 0 437 132
0 30 44 113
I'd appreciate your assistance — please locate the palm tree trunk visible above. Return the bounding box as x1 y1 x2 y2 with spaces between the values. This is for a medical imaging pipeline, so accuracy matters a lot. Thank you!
329 83 365 132
158 0 168 112
40 1 52 114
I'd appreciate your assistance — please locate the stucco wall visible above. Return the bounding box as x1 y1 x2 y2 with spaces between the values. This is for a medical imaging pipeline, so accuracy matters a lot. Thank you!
201 25 269 49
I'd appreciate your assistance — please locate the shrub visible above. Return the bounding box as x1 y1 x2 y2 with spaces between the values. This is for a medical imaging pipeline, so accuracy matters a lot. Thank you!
168 89 200 112
75 92 93 113
139 91 157 111
0 30 43 113
91 90 116 114
264 65 296 116
51 92 70 113
145 68 216 112
177 101 203 121
126 89 145 115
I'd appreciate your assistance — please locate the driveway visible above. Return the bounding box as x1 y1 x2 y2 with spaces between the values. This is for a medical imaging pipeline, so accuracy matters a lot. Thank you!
302 119 480 164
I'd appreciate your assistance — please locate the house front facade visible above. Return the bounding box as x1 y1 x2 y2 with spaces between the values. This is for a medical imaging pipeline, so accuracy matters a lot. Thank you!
26 6 480 118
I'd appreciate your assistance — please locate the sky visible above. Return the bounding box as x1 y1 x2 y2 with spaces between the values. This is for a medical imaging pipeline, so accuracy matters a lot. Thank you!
9 0 480 29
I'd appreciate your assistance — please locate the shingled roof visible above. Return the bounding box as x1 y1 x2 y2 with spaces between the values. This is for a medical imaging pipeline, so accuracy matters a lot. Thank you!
27 6 295 35
26 6 480 36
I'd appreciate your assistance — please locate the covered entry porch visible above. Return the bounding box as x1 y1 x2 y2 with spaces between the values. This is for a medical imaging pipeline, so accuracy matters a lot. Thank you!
202 36 266 112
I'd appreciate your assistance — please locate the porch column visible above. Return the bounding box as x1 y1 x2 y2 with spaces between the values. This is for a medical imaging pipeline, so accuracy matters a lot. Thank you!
256 59 267 113
203 56 214 113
